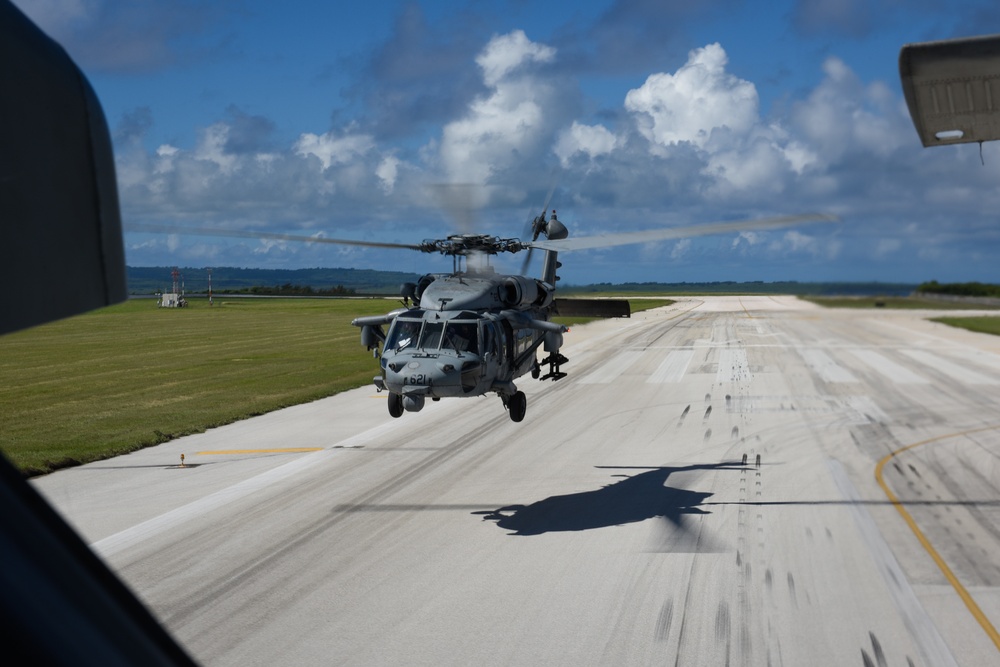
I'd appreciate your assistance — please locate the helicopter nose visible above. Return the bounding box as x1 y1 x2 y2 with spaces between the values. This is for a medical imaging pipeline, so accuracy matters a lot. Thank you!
382 355 480 396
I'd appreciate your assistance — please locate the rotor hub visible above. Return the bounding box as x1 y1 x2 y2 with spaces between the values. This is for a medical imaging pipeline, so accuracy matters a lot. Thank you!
419 234 527 256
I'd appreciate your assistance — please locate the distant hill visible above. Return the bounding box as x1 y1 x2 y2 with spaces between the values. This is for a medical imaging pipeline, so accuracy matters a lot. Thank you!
128 267 918 298
561 281 918 296
127 266 422 295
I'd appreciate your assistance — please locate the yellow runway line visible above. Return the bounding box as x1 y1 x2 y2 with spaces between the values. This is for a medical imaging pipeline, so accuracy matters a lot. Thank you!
875 425 1000 653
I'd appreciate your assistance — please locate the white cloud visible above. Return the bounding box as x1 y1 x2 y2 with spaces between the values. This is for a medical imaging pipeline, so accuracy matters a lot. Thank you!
475 30 555 87
438 31 558 184
295 129 375 170
376 156 400 193
195 123 238 174
670 238 691 260
554 122 618 166
624 43 758 150
789 56 911 165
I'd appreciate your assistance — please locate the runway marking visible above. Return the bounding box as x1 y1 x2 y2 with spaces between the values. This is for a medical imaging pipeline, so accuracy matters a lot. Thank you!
646 349 694 383
716 348 749 384
829 460 958 666
579 349 644 384
91 419 403 559
901 349 1000 385
875 426 1000 654
197 448 323 455
949 349 1000 374
799 348 858 383
849 349 930 384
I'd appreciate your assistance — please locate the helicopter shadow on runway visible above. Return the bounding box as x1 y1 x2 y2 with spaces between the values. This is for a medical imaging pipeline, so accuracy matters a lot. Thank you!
475 463 744 552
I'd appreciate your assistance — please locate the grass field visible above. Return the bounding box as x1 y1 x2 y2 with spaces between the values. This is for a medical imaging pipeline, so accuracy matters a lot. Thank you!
0 298 393 476
1 296 672 476
931 316 1000 337
799 295 1000 309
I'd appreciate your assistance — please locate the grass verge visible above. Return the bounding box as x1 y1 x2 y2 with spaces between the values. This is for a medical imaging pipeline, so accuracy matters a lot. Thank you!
931 317 1000 337
2 297 672 476
800 295 1000 310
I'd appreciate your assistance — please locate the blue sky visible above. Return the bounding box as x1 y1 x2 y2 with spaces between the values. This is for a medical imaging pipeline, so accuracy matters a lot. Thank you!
14 0 1000 285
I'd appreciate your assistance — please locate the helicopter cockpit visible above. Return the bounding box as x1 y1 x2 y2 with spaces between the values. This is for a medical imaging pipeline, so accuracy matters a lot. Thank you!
375 309 508 416
384 315 481 356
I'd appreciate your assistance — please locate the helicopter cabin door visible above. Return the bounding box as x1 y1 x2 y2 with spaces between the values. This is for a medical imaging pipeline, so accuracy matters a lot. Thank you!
481 319 502 382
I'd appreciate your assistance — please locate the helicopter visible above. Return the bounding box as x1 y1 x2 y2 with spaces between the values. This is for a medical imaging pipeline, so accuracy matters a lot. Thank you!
344 209 838 422
131 211 836 422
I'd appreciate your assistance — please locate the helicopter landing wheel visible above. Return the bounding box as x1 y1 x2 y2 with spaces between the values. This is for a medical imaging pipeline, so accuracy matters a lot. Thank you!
387 392 403 418
508 391 526 422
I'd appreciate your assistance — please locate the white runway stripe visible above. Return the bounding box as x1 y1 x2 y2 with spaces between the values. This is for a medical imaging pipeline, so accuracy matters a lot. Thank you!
902 349 1000 385
646 349 694 383
715 348 749 384
848 349 930 384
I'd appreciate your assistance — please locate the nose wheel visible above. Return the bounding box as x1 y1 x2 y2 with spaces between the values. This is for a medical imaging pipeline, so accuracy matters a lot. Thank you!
505 390 526 422
388 392 403 418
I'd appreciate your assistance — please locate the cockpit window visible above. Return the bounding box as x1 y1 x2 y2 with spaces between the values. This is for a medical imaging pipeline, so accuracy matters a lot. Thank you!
387 318 480 354
443 322 479 354
418 321 444 349
386 319 421 350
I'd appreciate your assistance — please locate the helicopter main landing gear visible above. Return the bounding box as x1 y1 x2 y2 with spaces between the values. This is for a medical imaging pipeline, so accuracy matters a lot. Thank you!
503 390 527 422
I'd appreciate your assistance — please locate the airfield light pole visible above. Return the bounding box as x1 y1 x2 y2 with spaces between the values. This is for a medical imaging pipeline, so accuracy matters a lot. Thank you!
208 268 213 306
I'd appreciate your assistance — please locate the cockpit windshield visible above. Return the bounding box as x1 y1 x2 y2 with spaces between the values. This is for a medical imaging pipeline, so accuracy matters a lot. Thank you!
385 318 480 354
442 322 479 353
385 319 421 351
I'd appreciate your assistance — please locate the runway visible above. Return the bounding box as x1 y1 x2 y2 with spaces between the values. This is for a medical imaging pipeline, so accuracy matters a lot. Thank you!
32 296 1000 666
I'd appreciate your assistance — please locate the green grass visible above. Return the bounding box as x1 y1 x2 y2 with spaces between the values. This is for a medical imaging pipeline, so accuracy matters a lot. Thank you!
1 297 674 476
0 298 394 476
931 316 1000 337
799 295 999 310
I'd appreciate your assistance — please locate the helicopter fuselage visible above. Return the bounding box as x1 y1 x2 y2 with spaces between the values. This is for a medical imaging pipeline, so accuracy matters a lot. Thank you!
352 267 567 421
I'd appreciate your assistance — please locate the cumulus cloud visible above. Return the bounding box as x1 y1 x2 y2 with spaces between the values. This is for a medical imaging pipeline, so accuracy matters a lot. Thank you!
104 19 1000 282
554 122 618 166
625 43 758 150
438 30 559 185
295 128 375 170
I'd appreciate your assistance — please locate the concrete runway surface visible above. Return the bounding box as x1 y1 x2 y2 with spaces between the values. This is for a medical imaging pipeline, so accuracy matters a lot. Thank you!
33 296 1000 666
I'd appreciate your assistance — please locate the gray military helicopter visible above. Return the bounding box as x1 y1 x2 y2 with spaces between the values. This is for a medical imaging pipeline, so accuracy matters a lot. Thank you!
134 210 835 422
345 210 837 422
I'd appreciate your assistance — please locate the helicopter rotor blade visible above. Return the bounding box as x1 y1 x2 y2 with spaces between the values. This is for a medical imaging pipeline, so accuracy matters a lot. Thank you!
527 213 839 252
124 223 425 251
519 180 559 274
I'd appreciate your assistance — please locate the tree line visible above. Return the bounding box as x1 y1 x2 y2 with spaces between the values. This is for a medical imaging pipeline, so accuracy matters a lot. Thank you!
220 283 357 296
916 281 1000 298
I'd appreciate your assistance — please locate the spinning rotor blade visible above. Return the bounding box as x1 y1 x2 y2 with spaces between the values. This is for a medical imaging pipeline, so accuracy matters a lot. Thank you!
527 213 839 252
520 181 558 274
125 223 425 251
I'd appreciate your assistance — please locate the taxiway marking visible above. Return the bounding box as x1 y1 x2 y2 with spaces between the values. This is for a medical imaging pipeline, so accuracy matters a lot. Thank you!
875 425 1000 654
